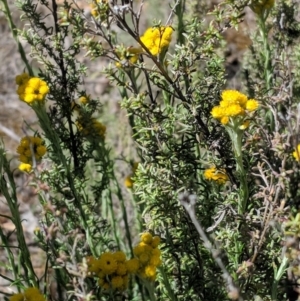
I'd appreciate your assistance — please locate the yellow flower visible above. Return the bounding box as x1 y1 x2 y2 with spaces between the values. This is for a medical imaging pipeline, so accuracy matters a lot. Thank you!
90 0 108 18
9 293 24 301
24 287 45 301
125 258 140 273
151 236 160 248
98 252 118 275
98 277 110 290
211 106 225 119
86 256 102 275
79 95 90 104
293 144 300 161
250 0 275 14
124 175 134 188
113 251 126 262
116 47 143 68
15 73 30 86
151 248 161 258
77 119 106 138
19 163 32 173
144 265 156 278
10 287 45 301
121 275 129 289
140 26 173 56
16 136 46 166
36 145 47 157
18 77 49 104
220 116 229 125
111 276 123 289
246 99 259 111
91 120 106 138
124 162 140 188
239 120 250 130
221 90 248 108
150 254 161 266
139 252 150 264
140 232 153 245
116 263 127 276
19 137 30 148
211 90 259 127
204 167 229 184
225 104 245 117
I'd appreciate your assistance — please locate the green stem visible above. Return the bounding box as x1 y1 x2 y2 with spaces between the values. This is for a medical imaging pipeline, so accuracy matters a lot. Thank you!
33 104 98 256
0 148 38 287
258 14 272 91
271 256 288 300
257 13 275 131
227 127 249 215
113 176 134 256
0 227 20 289
105 188 121 250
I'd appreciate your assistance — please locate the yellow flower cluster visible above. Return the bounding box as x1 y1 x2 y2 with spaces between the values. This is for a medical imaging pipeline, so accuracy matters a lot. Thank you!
16 136 47 172
10 287 46 301
140 26 173 56
77 118 106 139
86 233 161 290
124 162 139 188
78 95 90 105
250 0 275 14
211 90 259 126
204 167 229 184
87 251 130 291
115 47 142 68
133 232 161 281
90 0 108 18
16 73 49 104
293 144 300 161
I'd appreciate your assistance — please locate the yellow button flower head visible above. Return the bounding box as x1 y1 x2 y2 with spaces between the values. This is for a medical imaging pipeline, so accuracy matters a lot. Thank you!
246 99 259 112
124 175 134 188
116 263 127 276
113 251 126 263
151 236 161 248
293 144 300 161
141 232 153 244
98 252 118 275
18 163 32 173
204 167 229 184
116 46 143 68
16 73 50 104
140 26 173 56
16 136 47 171
131 232 162 281
92 120 106 138
125 258 140 273
86 256 102 275
10 287 45 301
221 90 248 107
111 276 123 289
15 72 30 86
211 90 259 128
250 0 275 14
77 118 106 139
90 0 108 19
23 78 49 103
79 95 90 104
145 265 156 279
124 162 139 188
